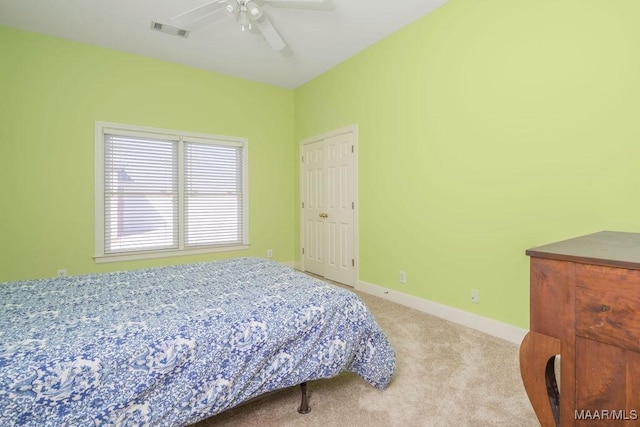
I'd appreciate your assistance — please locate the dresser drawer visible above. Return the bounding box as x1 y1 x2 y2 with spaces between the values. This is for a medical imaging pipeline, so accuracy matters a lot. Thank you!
575 264 640 352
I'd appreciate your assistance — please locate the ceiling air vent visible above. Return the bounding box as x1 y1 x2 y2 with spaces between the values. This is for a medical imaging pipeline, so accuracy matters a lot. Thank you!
151 21 189 38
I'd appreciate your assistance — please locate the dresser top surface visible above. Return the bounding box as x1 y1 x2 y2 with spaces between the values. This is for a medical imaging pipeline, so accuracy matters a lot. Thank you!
526 231 640 270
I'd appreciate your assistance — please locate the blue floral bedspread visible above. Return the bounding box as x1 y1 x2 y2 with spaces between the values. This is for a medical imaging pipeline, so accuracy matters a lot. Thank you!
0 257 395 426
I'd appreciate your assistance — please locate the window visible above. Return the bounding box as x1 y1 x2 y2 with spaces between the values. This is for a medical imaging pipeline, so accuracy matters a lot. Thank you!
95 122 248 262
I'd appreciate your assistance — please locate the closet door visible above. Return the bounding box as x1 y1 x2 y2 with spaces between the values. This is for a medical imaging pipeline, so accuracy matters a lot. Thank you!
301 129 356 286
302 140 325 277
323 133 354 285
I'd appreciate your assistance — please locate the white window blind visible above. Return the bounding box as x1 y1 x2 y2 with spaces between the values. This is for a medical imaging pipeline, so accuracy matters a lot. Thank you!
104 134 178 254
184 142 243 247
96 122 249 262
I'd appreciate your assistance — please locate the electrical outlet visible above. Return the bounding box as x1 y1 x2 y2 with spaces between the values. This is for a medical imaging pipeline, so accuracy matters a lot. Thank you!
57 269 67 278
399 271 406 284
267 249 273 258
471 289 480 304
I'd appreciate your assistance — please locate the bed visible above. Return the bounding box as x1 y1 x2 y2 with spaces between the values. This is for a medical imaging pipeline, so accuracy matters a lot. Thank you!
0 257 395 426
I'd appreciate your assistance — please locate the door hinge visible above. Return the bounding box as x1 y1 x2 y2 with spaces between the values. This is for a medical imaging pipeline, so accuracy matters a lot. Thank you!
352 259 355 267
351 145 354 153
301 155 304 163
352 202 354 209
302 202 305 208
302 248 305 255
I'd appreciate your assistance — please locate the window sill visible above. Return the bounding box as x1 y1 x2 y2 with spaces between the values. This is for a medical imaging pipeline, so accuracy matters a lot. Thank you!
94 244 250 264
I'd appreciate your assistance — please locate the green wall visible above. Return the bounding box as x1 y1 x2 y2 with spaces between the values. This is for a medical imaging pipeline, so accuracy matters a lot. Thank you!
0 26 296 282
294 0 640 328
4 0 640 330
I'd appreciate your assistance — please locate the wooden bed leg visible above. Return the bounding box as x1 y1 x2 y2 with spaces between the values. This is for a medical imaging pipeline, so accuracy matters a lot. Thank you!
297 382 311 414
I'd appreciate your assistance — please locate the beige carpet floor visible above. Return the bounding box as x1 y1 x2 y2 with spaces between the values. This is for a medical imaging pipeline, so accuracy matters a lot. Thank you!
193 287 538 427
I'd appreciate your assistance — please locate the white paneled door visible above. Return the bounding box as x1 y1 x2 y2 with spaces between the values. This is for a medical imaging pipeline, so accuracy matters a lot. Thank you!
301 129 356 286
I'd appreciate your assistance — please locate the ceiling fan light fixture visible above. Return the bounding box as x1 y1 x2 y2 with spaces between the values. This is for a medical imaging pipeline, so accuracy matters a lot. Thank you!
224 0 240 15
246 1 263 20
238 8 251 31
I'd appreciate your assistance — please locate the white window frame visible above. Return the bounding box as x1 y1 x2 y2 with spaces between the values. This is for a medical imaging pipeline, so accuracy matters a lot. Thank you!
95 121 249 263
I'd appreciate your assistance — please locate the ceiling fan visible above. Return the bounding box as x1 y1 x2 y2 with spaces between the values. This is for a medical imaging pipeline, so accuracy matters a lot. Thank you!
168 0 335 52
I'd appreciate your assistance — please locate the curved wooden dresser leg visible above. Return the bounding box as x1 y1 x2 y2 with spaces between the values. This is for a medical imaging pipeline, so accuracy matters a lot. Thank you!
520 331 561 427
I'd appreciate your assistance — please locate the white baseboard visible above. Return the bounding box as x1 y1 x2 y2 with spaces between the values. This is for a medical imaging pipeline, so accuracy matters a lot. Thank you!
281 260 297 269
356 280 528 345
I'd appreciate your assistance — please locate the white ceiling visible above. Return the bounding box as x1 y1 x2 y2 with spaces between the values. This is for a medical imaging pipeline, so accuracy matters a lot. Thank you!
0 0 448 89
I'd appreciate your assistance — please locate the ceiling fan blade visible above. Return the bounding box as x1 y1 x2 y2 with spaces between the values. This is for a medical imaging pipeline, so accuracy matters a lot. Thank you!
254 16 287 51
170 1 226 29
263 0 335 11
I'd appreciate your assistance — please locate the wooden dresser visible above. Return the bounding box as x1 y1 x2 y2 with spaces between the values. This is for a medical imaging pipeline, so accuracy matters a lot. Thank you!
520 231 640 426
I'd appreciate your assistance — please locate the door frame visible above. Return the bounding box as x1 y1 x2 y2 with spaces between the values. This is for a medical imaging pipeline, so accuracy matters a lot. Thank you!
299 124 358 286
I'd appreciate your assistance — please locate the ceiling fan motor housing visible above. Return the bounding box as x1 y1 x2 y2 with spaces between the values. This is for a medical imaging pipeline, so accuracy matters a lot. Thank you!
225 1 263 19
225 0 264 31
